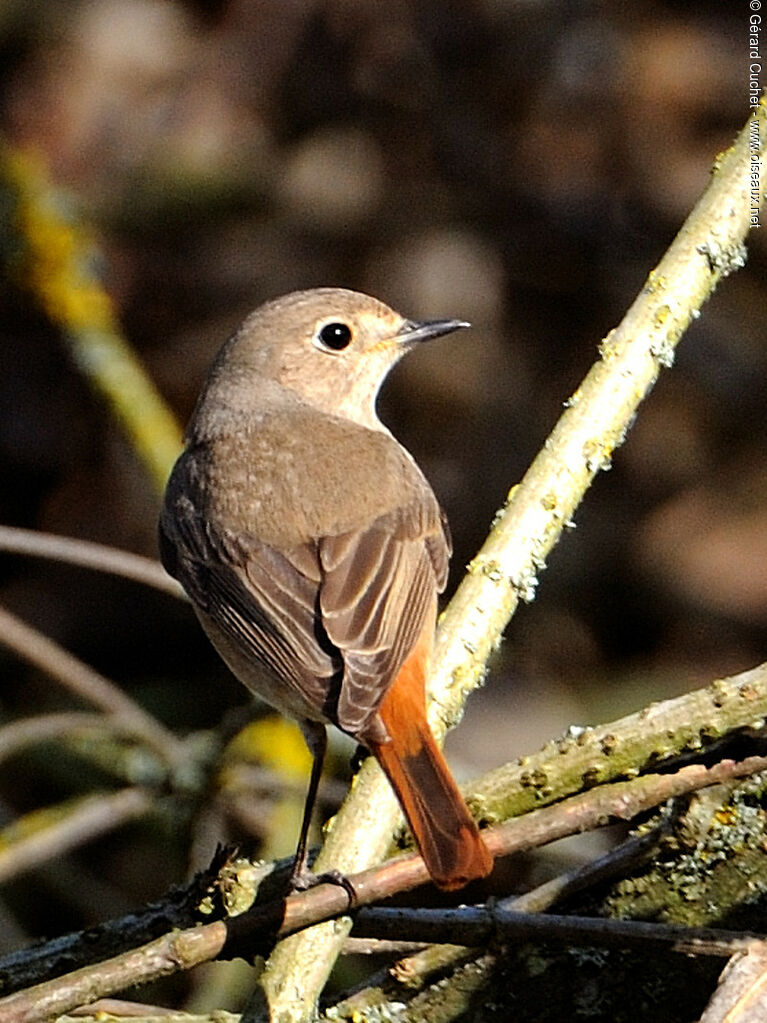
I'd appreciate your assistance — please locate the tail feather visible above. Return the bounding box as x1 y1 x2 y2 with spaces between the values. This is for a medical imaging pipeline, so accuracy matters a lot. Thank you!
368 641 493 890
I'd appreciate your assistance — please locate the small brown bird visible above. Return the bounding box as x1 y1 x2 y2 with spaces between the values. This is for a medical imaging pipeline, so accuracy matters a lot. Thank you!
160 287 493 891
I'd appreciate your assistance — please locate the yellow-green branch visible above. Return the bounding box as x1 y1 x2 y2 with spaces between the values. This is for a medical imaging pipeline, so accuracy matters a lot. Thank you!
1 144 182 492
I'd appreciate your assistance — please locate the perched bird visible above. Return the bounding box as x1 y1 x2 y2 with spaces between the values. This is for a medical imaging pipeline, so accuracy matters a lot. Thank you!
160 287 493 891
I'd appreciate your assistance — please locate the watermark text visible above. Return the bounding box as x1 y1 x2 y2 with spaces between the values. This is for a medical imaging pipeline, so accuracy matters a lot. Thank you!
748 8 762 227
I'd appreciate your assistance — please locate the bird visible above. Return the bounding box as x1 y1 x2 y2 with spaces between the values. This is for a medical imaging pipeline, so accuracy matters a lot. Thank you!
159 286 493 891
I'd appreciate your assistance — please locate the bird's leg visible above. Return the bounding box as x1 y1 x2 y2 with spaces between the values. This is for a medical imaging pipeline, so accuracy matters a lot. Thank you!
289 721 326 887
290 721 356 904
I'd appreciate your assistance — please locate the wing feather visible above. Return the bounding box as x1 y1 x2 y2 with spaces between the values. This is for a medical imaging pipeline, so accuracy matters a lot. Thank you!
319 502 449 735
160 455 338 715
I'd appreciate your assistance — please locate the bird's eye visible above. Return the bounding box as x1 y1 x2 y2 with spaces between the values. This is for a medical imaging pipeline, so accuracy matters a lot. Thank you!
316 321 353 352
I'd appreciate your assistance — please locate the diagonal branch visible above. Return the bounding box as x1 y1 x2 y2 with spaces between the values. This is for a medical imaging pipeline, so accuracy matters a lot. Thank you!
0 712 127 763
0 605 185 765
1 144 183 492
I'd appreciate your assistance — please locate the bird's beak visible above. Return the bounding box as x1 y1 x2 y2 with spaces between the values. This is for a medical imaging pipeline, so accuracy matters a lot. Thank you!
396 318 471 345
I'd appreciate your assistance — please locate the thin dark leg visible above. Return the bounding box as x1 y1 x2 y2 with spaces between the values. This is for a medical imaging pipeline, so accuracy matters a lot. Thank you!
288 720 356 905
289 721 327 887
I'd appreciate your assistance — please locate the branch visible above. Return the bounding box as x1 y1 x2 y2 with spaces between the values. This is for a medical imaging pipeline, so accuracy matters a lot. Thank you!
507 824 664 915
327 913 766 1021
0 923 229 1023
0 850 232 1000
1 662 765 1012
1 144 183 492
0 713 112 764
476 660 767 822
0 788 154 885
6 905 762 1023
351 906 765 959
0 712 184 793
256 99 767 1021
330 826 668 1016
0 526 185 600
0 604 185 765
271 752 767 935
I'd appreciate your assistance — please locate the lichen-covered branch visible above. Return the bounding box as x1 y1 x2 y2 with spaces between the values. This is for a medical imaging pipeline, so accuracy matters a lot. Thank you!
476 661 767 822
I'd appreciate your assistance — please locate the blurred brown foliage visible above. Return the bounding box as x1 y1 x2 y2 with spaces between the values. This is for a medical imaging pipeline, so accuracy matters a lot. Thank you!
0 0 764 1004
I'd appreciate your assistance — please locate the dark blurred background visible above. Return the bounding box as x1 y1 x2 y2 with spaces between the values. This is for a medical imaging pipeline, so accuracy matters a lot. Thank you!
0 0 764 995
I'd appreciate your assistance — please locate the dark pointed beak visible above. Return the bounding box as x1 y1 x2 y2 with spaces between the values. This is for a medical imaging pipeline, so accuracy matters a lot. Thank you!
396 318 471 345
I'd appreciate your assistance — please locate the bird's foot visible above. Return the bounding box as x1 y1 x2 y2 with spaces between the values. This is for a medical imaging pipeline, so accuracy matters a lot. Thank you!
288 866 357 906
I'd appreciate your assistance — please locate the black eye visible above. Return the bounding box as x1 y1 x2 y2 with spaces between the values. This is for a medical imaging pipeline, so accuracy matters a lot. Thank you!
317 322 353 351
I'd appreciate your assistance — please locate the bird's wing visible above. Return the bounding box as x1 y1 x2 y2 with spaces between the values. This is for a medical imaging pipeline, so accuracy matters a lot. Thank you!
319 496 451 736
159 456 338 715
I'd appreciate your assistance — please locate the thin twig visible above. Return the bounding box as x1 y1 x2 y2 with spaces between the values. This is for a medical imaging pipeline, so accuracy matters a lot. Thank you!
351 906 765 958
507 824 666 914
0 712 111 763
0 526 185 600
0 604 185 764
0 788 154 884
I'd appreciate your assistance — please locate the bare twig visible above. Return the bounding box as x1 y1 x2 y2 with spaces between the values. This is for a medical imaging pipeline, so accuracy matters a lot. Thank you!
351 905 766 959
0 526 185 600
0 605 185 764
0 713 111 763
507 825 665 914
0 788 154 884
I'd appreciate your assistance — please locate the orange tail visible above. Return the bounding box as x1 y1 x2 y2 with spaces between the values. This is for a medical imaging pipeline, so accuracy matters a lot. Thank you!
368 638 493 891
